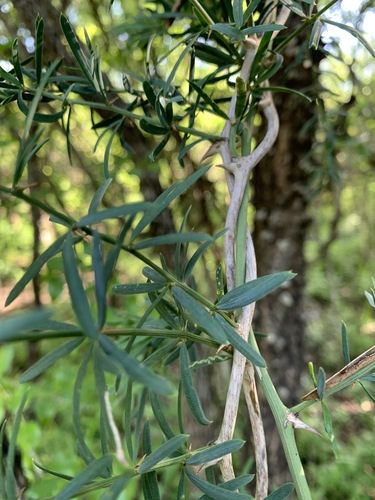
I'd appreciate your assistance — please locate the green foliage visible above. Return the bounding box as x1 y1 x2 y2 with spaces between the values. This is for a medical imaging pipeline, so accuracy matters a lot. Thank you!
0 0 374 498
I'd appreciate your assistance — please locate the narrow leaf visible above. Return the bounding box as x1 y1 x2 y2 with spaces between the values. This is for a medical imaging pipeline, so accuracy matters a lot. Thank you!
132 232 211 250
259 86 312 102
164 34 198 97
173 287 227 344
210 24 245 40
20 338 83 383
73 347 96 465
63 233 99 340
77 202 150 227
323 18 375 58
140 118 169 135
317 367 326 400
188 80 230 120
35 15 44 84
150 392 175 440
280 0 306 17
0 309 52 342
242 24 286 36
5 391 29 498
143 81 157 109
243 0 263 21
265 483 295 499
0 65 22 87
341 321 350 364
142 267 167 283
141 420 161 500
180 344 212 426
104 218 133 286
89 178 113 214
113 282 166 295
321 400 338 457
101 474 133 499
93 231 106 329
309 19 322 50
5 234 66 306
185 469 252 499
233 0 243 29
187 439 245 465
149 134 170 161
60 14 96 87
17 91 66 123
216 272 296 311
99 335 173 394
138 434 188 473
11 39 23 85
131 165 210 241
56 455 113 500
216 315 266 367
184 228 227 281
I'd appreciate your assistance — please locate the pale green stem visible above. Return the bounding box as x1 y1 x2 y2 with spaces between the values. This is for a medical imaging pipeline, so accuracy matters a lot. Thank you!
248 328 312 500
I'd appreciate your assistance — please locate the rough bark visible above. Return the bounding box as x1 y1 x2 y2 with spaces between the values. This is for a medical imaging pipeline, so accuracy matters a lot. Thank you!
252 37 318 486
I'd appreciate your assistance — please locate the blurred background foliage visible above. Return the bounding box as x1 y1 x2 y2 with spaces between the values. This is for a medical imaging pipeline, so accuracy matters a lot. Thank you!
0 0 374 498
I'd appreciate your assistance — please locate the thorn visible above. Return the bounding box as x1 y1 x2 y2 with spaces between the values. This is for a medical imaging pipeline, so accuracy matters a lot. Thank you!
284 411 323 437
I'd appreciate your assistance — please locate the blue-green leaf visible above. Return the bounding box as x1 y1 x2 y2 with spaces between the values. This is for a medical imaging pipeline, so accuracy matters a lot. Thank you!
150 392 175 440
35 15 44 84
187 439 245 465
233 0 243 29
280 0 306 17
89 178 113 214
140 118 169 135
317 366 326 400
99 335 173 394
185 469 252 499
141 420 161 500
210 24 244 41
199 474 255 499
93 231 106 329
341 322 350 364
113 282 166 295
265 483 295 499
56 455 113 500
0 309 52 342
5 390 29 498
242 24 286 36
173 287 227 344
63 233 99 340
188 80 230 120
323 18 375 58
309 19 322 50
11 39 23 85
184 228 227 281
5 234 67 306
132 232 211 250
20 338 83 382
17 91 66 123
60 14 96 88
180 344 212 426
216 272 296 311
149 134 170 161
138 434 188 473
77 202 150 227
131 165 210 241
216 315 266 367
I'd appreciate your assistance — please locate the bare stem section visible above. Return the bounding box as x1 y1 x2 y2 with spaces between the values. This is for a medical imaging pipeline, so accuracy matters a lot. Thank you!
216 36 280 494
